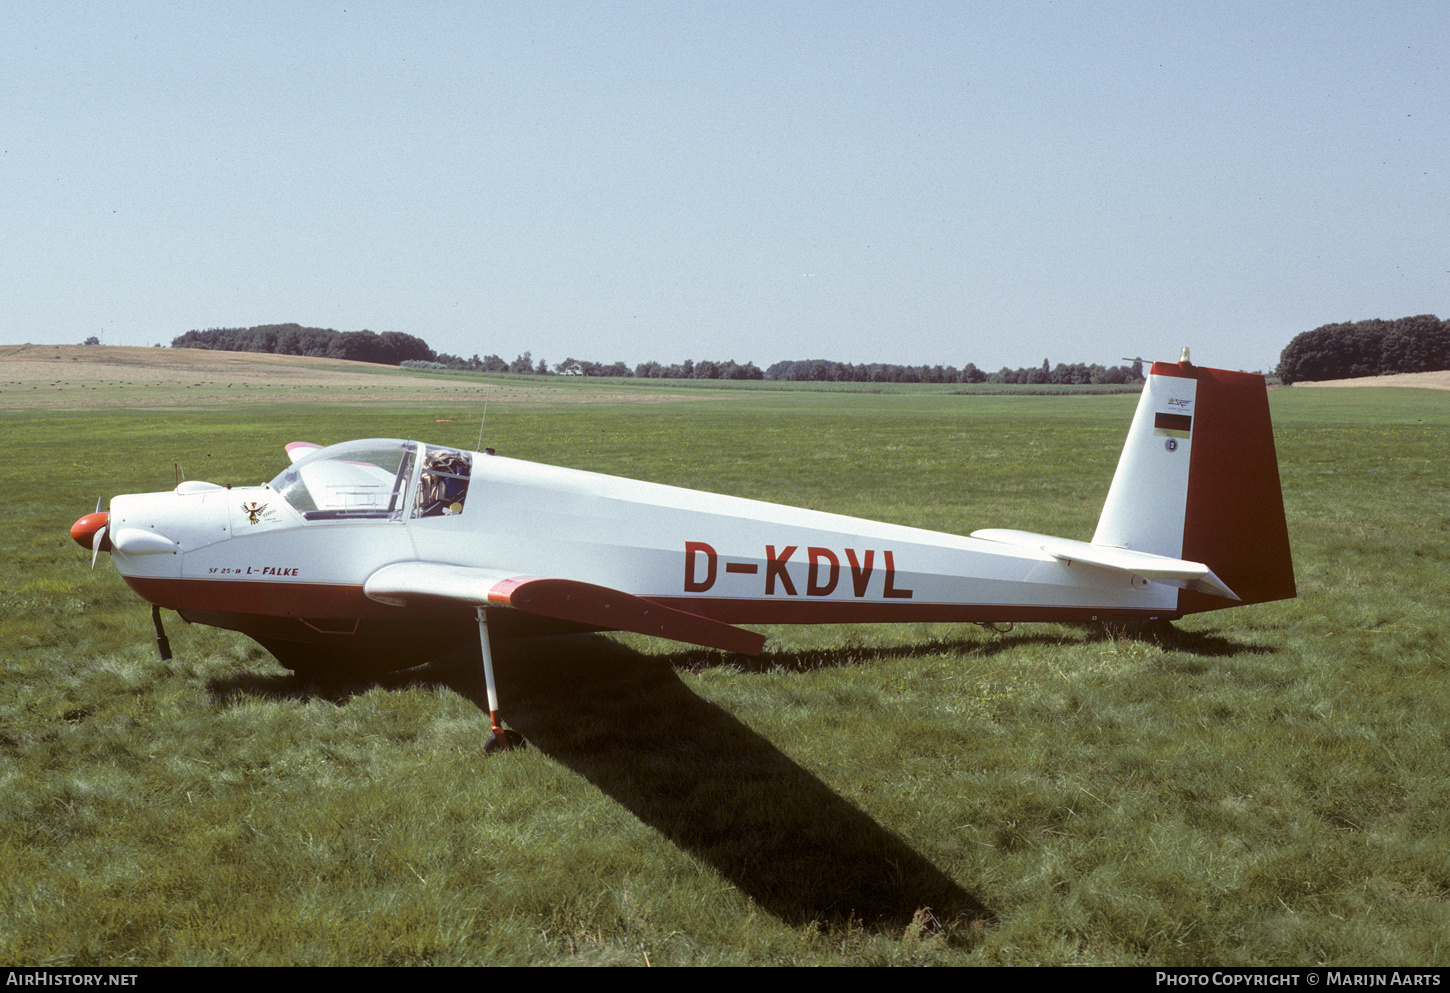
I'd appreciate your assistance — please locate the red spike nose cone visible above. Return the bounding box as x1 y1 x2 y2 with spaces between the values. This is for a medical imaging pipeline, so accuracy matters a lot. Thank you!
71 511 110 550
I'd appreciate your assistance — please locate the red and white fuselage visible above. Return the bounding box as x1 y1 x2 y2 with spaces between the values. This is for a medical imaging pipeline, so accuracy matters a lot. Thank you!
71 358 1294 672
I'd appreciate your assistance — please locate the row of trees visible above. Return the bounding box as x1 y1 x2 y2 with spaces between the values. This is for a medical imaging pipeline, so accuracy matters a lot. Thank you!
1277 315 1449 384
167 322 1148 386
764 358 1144 385
407 352 1143 385
170 328 766 381
171 324 436 365
607 358 764 380
403 353 766 380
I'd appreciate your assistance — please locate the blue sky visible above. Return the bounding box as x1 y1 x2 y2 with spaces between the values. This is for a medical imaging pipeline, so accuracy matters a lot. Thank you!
4 1 1444 373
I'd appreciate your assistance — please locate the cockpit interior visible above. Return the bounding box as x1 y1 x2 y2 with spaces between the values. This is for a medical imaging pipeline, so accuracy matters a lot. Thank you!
267 439 473 522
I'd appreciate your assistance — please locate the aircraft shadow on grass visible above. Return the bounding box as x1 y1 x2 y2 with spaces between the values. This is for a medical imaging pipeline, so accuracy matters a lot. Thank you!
659 623 1273 677
210 633 996 935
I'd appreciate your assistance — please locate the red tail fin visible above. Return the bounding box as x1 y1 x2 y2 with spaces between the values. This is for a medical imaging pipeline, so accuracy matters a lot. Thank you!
1160 362 1295 613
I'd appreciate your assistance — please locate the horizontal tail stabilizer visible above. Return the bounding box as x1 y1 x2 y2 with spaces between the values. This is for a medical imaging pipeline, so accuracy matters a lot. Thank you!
972 529 1239 600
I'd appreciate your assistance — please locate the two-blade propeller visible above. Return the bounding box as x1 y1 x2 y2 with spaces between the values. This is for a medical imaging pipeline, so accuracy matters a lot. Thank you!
69 499 170 661
69 498 110 569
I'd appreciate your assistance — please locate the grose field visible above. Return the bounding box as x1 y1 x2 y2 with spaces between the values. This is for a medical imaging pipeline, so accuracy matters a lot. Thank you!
2 348 1447 965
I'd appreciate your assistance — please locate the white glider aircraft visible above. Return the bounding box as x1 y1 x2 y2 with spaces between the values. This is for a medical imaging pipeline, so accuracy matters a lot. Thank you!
71 354 1294 750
